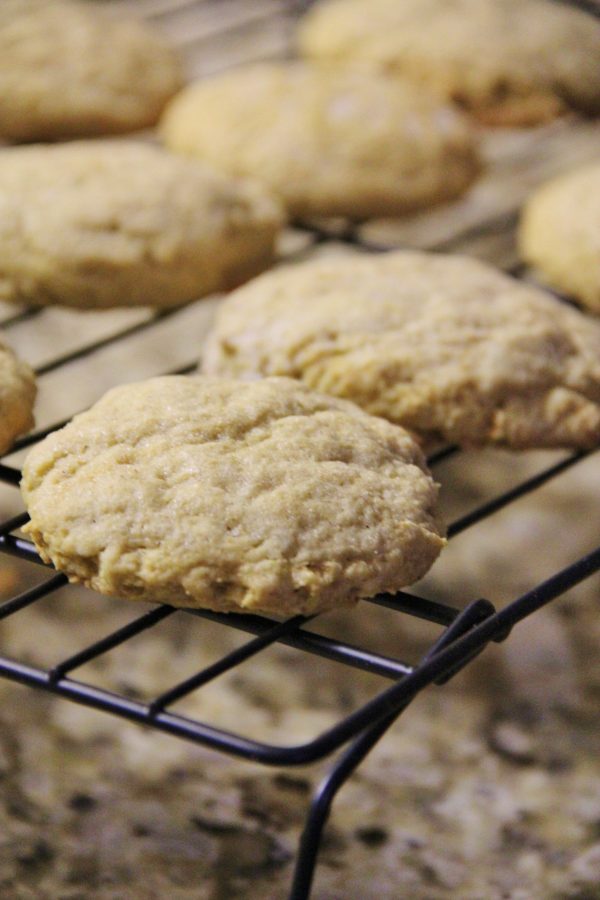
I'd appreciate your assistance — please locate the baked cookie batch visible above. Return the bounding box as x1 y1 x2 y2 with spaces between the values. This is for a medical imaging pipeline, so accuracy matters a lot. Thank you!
2 0 599 617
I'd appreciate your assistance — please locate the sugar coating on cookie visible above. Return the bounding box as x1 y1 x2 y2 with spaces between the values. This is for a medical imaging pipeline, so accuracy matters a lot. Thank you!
21 376 445 617
0 141 283 309
519 162 600 315
298 0 600 126
0 340 36 455
202 251 600 450
160 62 480 219
0 0 183 141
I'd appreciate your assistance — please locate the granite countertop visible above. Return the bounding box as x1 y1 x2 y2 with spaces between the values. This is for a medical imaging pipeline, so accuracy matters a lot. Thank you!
0 3 599 898
0 449 599 899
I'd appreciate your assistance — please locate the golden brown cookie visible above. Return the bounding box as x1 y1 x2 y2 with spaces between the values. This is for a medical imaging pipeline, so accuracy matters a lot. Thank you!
0 141 283 309
160 62 480 219
0 0 183 141
21 376 445 617
202 251 600 450
298 0 600 126
0 339 36 455
519 161 600 315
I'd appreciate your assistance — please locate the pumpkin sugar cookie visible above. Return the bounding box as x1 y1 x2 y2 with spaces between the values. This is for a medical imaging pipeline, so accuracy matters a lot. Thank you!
0 141 283 309
160 62 480 219
0 340 36 455
519 161 600 315
202 251 600 450
21 376 445 617
298 0 600 126
0 0 183 141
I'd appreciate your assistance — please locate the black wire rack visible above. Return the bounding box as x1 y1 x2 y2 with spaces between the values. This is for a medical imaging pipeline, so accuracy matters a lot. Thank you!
1 3 600 897
1 217 599 898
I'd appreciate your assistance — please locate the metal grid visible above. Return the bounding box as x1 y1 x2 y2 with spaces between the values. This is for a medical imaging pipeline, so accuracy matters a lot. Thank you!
1 4 599 897
1 218 599 896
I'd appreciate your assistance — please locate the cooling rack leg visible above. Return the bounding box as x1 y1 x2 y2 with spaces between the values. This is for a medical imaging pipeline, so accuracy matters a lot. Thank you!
289 598 499 899
288 709 405 900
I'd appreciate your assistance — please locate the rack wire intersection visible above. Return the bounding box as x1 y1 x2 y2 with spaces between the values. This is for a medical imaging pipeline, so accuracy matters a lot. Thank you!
1 3 600 894
1 221 598 895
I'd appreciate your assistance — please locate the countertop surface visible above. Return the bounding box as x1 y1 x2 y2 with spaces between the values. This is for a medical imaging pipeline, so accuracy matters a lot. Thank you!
0 3 599 898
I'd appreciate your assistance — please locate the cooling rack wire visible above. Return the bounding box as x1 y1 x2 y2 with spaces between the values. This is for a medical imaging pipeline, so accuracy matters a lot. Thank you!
1 2 599 898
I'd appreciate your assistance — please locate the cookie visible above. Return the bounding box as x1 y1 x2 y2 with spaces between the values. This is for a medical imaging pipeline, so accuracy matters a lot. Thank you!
519 162 600 315
21 375 444 617
298 0 600 126
0 340 36 455
202 251 600 450
0 141 283 309
0 0 183 142
160 62 480 219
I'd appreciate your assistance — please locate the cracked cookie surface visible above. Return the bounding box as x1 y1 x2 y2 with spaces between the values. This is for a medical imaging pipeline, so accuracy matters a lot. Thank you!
0 141 283 309
160 62 480 219
202 251 600 450
298 0 600 126
21 376 444 616
0 0 183 141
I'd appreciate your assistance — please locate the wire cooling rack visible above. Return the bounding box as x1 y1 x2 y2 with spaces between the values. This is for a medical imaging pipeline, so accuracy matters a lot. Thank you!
1 3 600 898
1 222 599 898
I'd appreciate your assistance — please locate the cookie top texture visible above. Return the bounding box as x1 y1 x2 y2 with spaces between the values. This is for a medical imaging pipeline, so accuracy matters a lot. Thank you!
160 62 480 218
21 376 445 617
0 141 283 309
202 251 600 450
0 340 36 455
519 161 600 315
298 0 600 126
0 0 183 141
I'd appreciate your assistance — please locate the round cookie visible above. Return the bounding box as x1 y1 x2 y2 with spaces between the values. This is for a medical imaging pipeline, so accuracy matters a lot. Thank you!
519 162 600 315
0 0 183 142
298 0 600 127
0 141 283 309
0 340 36 455
21 376 445 617
160 62 480 219
202 251 600 450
